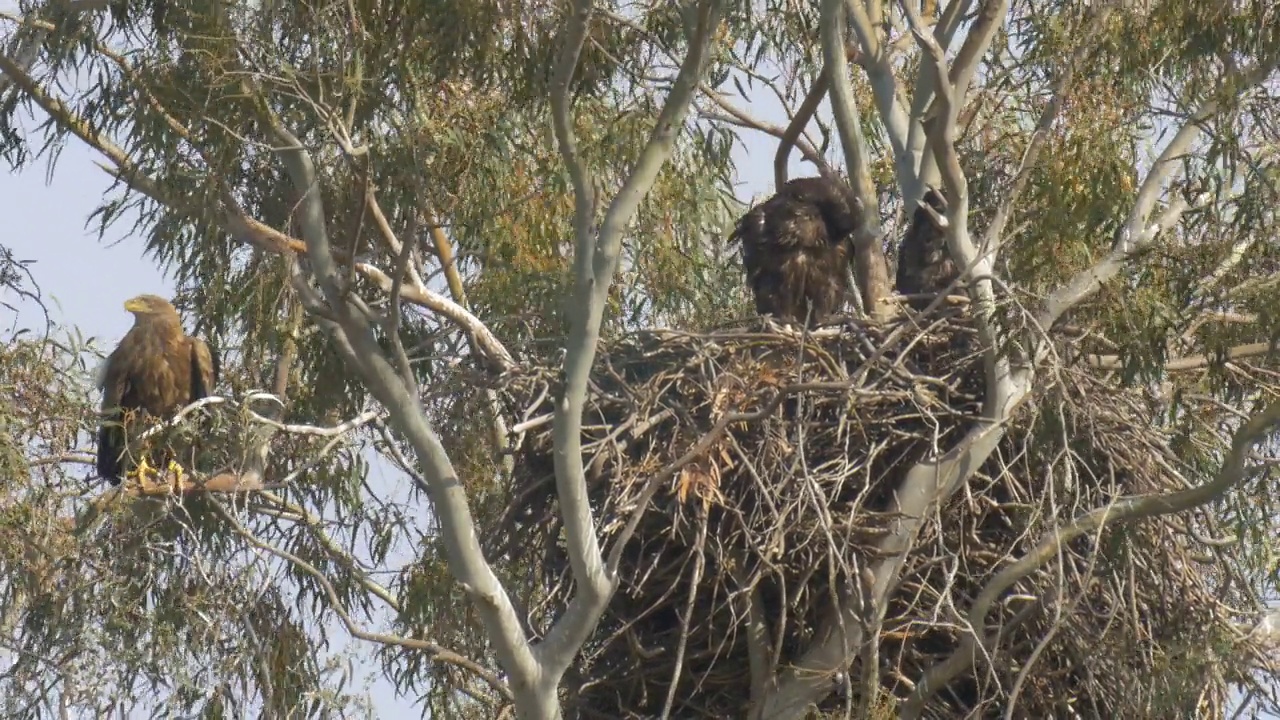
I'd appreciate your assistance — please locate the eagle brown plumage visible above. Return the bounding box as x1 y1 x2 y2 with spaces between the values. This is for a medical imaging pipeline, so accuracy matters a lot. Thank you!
728 176 859 326
96 294 219 487
895 186 960 310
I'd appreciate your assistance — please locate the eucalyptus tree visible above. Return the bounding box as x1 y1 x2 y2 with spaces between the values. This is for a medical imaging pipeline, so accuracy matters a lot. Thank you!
1 0 1279 718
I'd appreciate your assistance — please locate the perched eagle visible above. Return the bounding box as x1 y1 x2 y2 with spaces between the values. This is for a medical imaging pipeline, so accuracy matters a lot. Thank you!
96 294 219 486
728 176 859 326
895 186 960 310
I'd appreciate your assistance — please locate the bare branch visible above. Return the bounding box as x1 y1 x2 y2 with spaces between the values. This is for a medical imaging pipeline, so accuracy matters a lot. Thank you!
540 0 727 680
902 399 1280 715
421 209 516 476
901 0 973 200
772 50 848 190
845 0 912 190
1039 57 1280 330
820 0 892 319
263 117 546 709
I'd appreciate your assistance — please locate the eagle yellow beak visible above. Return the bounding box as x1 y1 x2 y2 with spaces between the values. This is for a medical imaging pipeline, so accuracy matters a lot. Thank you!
123 297 146 313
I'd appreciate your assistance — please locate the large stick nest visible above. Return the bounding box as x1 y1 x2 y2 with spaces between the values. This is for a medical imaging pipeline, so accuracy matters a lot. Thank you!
493 307 1260 718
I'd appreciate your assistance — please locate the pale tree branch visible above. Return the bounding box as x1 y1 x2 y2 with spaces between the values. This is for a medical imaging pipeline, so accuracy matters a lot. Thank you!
902 0 973 201
912 0 1007 200
3 27 548 713
1038 56 1280 331
420 209 516 477
844 0 912 191
820 0 893 320
540 0 727 682
903 0 1011 409
353 260 516 371
902 399 1280 716
265 122 544 709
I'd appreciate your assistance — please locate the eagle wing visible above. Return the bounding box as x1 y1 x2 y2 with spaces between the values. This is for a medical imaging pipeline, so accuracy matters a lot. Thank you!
895 186 957 309
729 177 857 323
96 344 136 482
186 337 218 402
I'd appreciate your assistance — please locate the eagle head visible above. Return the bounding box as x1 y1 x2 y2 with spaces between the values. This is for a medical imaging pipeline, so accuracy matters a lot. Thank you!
124 294 180 319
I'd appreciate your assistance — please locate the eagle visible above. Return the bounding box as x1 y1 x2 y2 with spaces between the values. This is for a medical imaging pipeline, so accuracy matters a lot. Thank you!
895 186 960 310
728 176 860 326
96 294 219 487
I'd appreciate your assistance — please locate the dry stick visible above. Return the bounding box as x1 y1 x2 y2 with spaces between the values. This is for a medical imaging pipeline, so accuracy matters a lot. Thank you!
659 505 711 719
605 379 860 575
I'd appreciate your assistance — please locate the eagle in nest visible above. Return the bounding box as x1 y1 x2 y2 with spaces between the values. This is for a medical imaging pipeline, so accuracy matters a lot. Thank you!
97 294 219 487
728 176 860 326
895 186 962 310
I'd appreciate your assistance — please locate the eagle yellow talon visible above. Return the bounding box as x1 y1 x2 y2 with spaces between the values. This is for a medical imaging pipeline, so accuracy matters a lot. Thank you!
167 460 187 489
127 456 157 485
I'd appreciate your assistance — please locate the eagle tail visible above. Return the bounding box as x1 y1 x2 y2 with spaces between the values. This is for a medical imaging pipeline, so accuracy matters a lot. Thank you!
96 411 125 485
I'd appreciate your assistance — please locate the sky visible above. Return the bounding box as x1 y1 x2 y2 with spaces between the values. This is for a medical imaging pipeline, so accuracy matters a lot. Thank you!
0 16 812 716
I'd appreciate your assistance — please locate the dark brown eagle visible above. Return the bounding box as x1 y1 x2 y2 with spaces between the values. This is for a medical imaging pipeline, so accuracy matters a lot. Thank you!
728 176 860 326
895 185 960 310
96 294 219 486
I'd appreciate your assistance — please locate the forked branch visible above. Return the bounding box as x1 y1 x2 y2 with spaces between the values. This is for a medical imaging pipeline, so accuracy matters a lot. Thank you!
1039 54 1280 331
819 0 892 320
902 399 1280 716
540 0 727 679
264 119 545 709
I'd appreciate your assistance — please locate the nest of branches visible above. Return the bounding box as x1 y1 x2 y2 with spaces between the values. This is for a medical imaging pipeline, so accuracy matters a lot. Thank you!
496 306 1259 718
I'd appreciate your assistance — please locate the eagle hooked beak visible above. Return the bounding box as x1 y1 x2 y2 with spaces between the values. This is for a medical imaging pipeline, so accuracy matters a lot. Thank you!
123 297 147 313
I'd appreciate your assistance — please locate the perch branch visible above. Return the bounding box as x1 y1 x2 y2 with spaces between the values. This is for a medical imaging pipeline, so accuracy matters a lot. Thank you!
902 399 1280 715
540 0 726 682
820 0 892 320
